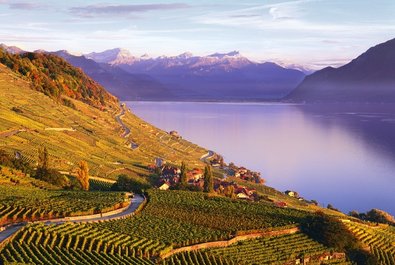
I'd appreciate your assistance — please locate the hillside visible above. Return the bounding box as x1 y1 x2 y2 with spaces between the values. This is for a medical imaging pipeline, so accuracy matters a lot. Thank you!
0 48 119 110
84 49 306 101
0 62 207 179
286 38 395 102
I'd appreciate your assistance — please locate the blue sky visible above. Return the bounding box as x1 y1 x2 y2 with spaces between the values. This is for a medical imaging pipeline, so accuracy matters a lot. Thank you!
0 0 394 69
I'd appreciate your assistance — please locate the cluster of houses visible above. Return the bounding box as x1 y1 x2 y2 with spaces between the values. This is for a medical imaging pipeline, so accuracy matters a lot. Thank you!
150 163 259 200
227 163 263 184
214 180 257 200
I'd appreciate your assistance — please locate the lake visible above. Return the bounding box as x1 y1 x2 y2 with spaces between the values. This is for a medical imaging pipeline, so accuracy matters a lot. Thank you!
127 101 395 216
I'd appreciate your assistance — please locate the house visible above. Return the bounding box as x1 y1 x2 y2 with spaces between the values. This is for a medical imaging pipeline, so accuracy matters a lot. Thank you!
169 130 181 138
187 168 203 181
285 190 299 197
275 201 287 208
236 192 250 199
159 182 170 191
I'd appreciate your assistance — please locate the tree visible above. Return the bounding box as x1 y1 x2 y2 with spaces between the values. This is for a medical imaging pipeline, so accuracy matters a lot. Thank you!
36 146 49 179
179 161 188 189
203 164 214 193
112 174 150 193
76 161 89 191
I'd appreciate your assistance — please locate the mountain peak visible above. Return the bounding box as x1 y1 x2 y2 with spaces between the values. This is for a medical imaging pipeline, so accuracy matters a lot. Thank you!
0 43 25 54
85 48 135 64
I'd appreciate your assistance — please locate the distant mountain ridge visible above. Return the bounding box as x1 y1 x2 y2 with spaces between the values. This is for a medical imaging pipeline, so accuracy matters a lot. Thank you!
286 38 395 102
84 49 305 101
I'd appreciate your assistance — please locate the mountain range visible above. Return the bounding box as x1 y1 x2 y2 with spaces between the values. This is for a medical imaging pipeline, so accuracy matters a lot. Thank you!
286 38 395 102
83 49 306 101
2 37 395 103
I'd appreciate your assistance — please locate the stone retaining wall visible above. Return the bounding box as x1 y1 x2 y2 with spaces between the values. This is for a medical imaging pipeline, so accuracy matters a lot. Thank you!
160 227 300 259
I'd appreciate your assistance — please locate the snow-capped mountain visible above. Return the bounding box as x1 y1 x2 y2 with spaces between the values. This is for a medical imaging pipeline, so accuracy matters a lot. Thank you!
85 48 137 65
81 48 305 100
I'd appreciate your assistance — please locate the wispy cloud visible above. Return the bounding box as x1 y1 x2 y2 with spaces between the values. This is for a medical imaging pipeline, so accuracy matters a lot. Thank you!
0 1 48 10
70 3 191 17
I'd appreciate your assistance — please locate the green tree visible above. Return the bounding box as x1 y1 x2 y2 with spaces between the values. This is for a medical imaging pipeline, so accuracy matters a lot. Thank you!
36 146 49 179
112 174 150 193
179 161 188 189
204 164 214 193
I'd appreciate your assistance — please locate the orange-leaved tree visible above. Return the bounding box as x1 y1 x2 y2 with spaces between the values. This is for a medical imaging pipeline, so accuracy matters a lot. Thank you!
76 161 89 191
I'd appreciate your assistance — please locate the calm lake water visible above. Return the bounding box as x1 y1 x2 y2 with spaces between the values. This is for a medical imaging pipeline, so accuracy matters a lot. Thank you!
127 102 395 215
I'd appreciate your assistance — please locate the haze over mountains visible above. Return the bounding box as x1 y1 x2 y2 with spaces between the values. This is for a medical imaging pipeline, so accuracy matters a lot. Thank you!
286 38 395 103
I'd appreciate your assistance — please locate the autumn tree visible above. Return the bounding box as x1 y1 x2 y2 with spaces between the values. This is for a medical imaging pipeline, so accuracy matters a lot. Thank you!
203 164 214 193
179 161 188 189
76 161 89 191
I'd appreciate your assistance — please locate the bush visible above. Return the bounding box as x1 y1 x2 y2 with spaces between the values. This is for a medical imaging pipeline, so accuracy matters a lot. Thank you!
36 168 70 188
112 174 150 193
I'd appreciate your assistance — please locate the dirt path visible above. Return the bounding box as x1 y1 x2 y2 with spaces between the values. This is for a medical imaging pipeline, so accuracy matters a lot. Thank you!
0 129 26 138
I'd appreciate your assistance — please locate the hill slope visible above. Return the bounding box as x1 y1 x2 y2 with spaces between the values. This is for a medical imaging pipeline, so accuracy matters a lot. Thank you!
286 38 395 102
0 48 118 110
0 63 207 179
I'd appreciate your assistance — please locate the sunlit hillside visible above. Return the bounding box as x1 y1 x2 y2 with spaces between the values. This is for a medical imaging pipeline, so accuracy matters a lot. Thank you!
0 64 207 179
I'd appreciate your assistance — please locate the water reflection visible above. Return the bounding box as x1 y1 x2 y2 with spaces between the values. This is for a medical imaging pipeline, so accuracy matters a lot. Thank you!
128 102 395 215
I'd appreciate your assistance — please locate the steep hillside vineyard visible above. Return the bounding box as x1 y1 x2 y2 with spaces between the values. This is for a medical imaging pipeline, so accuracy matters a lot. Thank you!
345 222 395 265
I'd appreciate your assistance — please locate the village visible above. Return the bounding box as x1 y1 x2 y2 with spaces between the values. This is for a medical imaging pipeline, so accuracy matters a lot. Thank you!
147 153 303 204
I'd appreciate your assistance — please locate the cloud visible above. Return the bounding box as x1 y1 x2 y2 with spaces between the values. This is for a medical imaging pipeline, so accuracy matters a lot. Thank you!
70 3 191 17
0 1 48 10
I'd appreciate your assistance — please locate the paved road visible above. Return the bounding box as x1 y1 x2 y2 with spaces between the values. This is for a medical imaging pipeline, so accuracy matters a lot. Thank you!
0 195 145 244
200 150 215 162
115 104 138 149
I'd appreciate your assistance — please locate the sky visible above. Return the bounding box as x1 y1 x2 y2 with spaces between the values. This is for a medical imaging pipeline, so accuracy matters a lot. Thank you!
0 0 395 69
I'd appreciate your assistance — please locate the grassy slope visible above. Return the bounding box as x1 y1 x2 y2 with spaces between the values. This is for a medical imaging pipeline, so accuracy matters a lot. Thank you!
0 64 207 179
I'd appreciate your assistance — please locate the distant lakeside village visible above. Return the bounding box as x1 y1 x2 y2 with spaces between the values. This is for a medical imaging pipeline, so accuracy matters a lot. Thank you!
149 131 307 207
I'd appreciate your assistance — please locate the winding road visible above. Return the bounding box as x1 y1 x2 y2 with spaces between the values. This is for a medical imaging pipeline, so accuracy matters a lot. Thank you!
116 104 138 149
200 150 215 163
0 194 145 244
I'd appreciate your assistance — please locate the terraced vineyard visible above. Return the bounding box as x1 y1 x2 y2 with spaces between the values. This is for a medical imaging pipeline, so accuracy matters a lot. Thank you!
1 240 154 265
0 222 171 264
160 232 350 265
89 179 113 191
161 251 235 265
0 66 207 180
0 167 127 225
345 221 395 265
94 190 309 246
207 232 332 264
